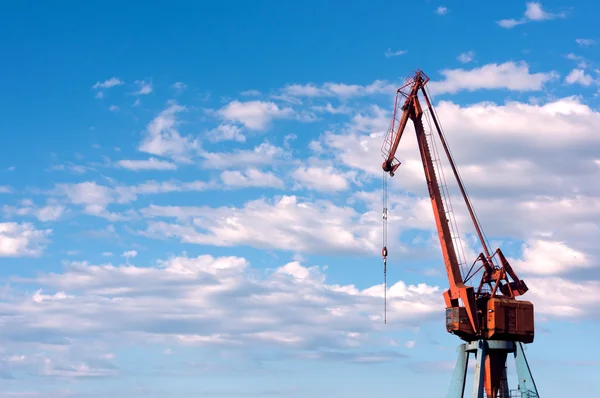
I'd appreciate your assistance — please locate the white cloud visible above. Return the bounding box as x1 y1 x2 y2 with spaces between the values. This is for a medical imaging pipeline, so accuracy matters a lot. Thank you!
321 95 600 193
36 205 66 222
217 100 294 130
206 124 246 143
576 38 596 47
53 182 117 219
430 61 559 94
291 165 351 192
497 2 565 28
3 200 66 222
526 277 600 318
117 157 178 171
200 142 288 169
312 103 353 115
134 80 153 95
0 186 12 193
95 91 104 99
282 80 395 99
0 222 51 257
524 1 555 20
385 49 406 58
512 239 591 275
3 254 442 353
92 77 124 89
122 250 137 259
457 51 475 64
565 53 589 69
171 82 187 91
220 168 284 189
140 195 382 255
109 105 119 112
52 179 214 220
435 6 448 15
138 103 199 163
281 62 557 101
497 19 522 29
564 69 595 86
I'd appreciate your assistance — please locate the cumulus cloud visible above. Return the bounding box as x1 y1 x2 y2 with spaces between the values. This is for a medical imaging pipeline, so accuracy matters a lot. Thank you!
435 6 448 15
117 157 178 171
312 103 353 115
217 100 294 130
511 239 591 275
565 52 588 69
206 124 246 143
220 168 284 189
286 80 396 100
291 165 351 192
385 49 406 58
3 200 66 222
576 38 596 47
320 95 600 187
280 62 557 101
51 179 214 220
429 61 559 94
564 69 596 86
199 142 289 169
0 222 51 257
171 81 187 91
134 80 153 95
3 250 597 384
52 182 118 219
92 77 124 89
497 2 566 28
1 255 442 358
457 51 475 64
139 195 382 255
138 103 199 163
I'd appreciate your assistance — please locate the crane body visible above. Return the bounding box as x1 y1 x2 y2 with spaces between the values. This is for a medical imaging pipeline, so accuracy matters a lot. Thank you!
380 70 539 398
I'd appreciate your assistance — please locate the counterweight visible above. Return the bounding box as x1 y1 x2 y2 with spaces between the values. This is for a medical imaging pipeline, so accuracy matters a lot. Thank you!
380 69 538 398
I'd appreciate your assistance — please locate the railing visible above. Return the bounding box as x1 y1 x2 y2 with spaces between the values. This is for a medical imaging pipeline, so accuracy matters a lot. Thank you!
509 390 539 398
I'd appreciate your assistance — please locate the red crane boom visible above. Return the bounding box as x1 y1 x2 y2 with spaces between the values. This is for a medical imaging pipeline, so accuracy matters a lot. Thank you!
380 69 535 398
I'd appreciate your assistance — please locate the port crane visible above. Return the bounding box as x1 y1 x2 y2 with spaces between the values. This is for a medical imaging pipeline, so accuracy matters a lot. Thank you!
380 70 540 398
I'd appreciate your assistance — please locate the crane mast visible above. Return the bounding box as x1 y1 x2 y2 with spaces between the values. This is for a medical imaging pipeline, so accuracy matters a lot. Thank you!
380 70 538 398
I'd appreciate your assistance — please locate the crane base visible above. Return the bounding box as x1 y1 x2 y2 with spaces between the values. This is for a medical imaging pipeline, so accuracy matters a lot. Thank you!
447 340 539 398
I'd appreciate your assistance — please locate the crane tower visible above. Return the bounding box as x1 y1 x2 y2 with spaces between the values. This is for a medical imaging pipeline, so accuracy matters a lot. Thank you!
380 69 540 398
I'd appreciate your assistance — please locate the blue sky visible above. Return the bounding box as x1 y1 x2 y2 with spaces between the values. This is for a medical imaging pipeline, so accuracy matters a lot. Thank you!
1 0 600 397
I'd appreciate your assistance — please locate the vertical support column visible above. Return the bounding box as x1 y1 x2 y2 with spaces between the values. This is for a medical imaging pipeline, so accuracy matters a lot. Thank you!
472 340 486 398
500 367 509 398
514 342 540 397
447 343 469 398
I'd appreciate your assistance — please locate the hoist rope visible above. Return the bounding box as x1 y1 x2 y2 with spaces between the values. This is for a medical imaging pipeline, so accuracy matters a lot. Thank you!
382 168 388 324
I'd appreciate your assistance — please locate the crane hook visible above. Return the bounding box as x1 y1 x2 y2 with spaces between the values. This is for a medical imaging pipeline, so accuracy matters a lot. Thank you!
382 246 388 324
